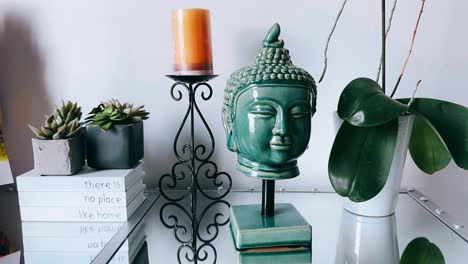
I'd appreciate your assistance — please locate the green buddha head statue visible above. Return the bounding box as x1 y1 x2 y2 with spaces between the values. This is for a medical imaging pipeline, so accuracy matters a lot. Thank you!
222 23 317 180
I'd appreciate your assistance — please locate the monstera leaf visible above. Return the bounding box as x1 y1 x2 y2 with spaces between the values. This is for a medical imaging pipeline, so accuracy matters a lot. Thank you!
399 98 468 171
338 78 408 127
328 118 398 202
400 237 445 264
408 115 452 174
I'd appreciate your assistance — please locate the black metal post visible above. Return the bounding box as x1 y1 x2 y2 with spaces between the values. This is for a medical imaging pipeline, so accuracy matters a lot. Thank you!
188 82 198 257
261 179 275 217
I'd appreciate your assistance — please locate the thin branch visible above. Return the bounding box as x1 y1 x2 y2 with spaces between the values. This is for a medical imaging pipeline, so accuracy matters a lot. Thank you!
390 0 426 98
318 0 348 83
376 0 399 83
382 0 386 93
408 80 422 108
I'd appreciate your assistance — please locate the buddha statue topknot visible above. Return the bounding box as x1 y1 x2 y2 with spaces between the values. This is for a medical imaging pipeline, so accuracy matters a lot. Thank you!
222 23 317 179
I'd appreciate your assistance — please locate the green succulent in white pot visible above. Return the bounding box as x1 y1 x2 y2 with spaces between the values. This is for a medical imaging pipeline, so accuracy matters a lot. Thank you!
28 100 85 175
84 99 150 169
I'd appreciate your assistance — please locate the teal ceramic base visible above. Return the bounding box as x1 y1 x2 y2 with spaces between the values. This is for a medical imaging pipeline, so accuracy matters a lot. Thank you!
229 203 312 250
238 247 311 264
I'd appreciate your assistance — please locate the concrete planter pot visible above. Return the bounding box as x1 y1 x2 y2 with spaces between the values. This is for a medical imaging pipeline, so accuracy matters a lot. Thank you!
32 131 85 175
85 121 143 169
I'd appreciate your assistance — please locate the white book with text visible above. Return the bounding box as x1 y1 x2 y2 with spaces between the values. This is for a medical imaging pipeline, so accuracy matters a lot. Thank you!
18 179 145 207
23 223 146 264
21 222 125 238
17 162 144 192
19 192 145 222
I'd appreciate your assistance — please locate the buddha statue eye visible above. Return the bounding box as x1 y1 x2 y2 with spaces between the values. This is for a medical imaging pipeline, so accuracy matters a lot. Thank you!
290 105 309 119
250 104 275 118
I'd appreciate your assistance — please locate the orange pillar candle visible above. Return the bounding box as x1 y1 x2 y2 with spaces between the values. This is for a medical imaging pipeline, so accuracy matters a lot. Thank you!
172 9 213 75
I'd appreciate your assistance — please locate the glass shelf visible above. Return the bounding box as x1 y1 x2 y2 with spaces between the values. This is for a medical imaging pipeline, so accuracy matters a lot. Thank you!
5 188 466 263
92 189 468 264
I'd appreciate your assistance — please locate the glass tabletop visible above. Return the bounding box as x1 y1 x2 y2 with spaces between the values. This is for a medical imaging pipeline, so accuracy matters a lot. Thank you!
97 190 468 264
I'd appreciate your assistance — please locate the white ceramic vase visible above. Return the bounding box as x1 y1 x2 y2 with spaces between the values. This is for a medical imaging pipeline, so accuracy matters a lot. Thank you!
335 210 399 264
333 112 414 217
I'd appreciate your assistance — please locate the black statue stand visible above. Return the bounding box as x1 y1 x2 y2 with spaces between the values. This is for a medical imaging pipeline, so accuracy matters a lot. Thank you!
262 180 275 217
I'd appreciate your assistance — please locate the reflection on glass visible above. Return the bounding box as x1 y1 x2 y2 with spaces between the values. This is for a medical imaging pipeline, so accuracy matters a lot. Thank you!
335 210 399 264
238 247 311 264
128 241 149 264
21 222 126 264
159 195 230 263
401 237 445 264
109 230 149 264
107 223 147 264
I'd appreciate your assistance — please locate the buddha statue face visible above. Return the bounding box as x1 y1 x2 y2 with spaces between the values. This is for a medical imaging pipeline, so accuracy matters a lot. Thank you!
222 23 317 179
234 84 311 165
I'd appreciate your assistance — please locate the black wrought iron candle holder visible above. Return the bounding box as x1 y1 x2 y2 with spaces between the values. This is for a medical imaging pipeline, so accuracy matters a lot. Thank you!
158 75 232 263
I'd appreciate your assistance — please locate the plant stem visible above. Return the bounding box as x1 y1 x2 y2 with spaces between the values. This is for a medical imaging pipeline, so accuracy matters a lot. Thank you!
382 0 386 94
390 0 426 98
376 0 399 83
408 80 422 108
318 0 348 83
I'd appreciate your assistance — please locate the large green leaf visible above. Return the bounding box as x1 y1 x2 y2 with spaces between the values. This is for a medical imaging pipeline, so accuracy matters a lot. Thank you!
409 115 452 174
399 98 468 170
328 118 398 202
400 237 445 264
338 78 409 127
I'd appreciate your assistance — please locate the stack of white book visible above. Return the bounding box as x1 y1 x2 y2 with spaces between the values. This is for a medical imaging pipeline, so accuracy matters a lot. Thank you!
21 222 147 264
17 162 146 222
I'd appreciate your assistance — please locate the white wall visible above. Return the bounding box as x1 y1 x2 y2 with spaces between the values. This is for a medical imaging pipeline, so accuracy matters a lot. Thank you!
0 0 467 222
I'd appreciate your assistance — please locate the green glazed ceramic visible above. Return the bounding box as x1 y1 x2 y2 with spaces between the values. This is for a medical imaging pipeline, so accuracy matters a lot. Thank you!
238 247 311 264
230 203 312 250
222 23 317 180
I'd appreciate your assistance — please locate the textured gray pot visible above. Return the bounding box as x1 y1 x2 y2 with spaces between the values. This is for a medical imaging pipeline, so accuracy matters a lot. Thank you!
85 121 144 169
32 131 85 175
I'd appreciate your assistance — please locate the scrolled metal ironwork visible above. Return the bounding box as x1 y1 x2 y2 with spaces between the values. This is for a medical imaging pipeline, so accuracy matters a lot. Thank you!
159 161 192 202
193 83 215 162
197 200 231 244
194 82 213 101
196 243 217 263
196 161 232 200
159 76 232 264
160 202 193 244
171 82 193 163
171 82 190 101
176 243 218 263
177 244 195 263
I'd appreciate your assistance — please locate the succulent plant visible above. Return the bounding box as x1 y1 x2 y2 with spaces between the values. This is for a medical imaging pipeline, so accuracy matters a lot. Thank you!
85 99 149 131
28 100 83 140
